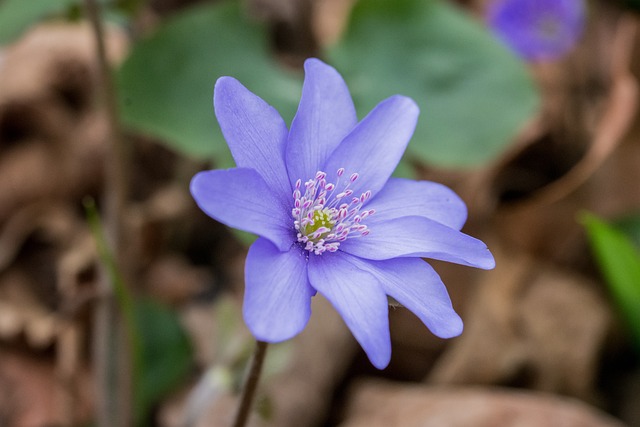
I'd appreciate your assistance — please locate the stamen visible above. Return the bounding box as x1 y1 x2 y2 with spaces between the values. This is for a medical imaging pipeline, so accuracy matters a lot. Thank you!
292 167 374 254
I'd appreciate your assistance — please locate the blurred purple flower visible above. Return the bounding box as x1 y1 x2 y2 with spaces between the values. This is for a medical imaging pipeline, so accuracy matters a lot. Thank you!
190 58 495 369
487 0 586 61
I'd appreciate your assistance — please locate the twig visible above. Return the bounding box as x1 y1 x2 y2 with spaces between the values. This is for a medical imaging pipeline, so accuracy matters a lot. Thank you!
232 341 269 427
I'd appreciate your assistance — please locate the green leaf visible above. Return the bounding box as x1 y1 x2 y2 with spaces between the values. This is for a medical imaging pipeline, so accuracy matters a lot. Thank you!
0 0 77 44
328 0 539 167
134 298 193 423
614 213 640 249
582 213 640 350
231 229 258 248
117 0 302 162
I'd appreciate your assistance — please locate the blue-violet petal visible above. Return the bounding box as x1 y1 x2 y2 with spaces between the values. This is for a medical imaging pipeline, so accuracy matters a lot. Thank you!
190 168 293 251
351 256 463 338
340 215 495 269
322 95 419 197
286 58 357 185
366 178 468 230
214 77 291 204
244 238 314 342
487 0 586 61
308 251 391 369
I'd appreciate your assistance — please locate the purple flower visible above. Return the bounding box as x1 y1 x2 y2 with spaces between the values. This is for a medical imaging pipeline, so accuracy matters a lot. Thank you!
487 0 586 62
190 58 495 369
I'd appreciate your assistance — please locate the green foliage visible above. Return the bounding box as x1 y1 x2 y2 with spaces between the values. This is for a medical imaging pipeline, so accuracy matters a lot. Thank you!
614 214 640 249
2 0 539 168
134 298 193 423
0 0 136 45
118 0 538 169
0 0 76 44
328 0 539 167
117 1 302 166
583 212 640 351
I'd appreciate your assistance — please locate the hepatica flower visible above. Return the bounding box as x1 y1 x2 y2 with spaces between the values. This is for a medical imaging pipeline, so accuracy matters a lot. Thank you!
487 0 586 61
191 59 495 369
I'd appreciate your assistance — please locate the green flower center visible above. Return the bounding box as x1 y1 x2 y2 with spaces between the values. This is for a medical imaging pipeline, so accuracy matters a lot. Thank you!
303 209 335 242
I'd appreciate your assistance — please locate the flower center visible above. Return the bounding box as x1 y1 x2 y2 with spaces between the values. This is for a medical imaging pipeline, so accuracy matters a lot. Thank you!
537 15 561 40
292 168 374 255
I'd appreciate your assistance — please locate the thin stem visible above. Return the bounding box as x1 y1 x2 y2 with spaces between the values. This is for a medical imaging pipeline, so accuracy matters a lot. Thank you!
232 341 269 427
83 0 129 229
83 0 132 426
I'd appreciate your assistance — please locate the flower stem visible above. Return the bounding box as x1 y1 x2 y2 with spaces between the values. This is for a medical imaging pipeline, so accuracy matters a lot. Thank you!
232 340 269 427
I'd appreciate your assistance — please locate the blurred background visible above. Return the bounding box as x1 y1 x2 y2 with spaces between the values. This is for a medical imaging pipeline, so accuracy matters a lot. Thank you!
0 0 639 425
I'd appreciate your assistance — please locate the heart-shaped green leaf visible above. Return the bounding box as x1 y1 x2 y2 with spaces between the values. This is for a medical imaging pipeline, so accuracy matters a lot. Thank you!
117 1 302 165
328 0 539 167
